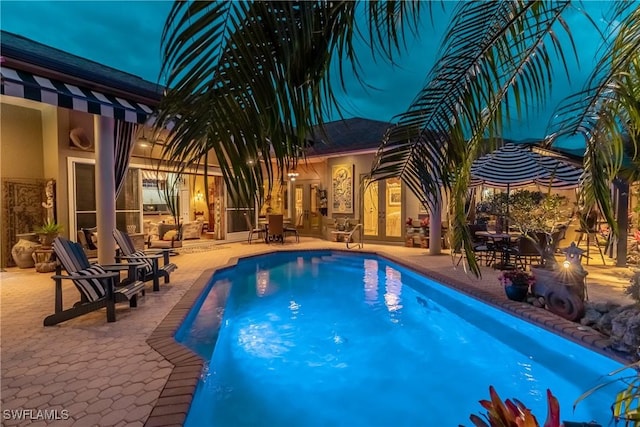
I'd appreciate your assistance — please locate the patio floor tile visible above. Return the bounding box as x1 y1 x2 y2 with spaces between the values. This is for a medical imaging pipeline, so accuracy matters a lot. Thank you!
1 238 633 425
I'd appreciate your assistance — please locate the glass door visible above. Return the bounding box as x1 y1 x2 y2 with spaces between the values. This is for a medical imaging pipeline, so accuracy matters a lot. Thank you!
293 180 322 235
362 177 403 242
224 188 254 242
71 160 141 235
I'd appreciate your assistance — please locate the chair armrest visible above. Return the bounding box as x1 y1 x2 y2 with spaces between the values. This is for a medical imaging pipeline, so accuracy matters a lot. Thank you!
101 262 146 269
52 272 119 280
150 248 171 264
116 253 162 260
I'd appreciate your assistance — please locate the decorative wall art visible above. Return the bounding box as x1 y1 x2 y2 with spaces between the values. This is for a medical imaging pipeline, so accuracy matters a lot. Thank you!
387 182 402 206
331 164 354 214
2 178 48 267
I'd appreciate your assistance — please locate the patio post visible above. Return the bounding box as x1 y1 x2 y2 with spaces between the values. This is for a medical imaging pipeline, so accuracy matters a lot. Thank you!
94 116 117 265
428 190 443 255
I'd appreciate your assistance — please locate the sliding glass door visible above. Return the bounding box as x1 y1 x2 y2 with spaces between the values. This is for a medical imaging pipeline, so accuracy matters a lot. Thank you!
71 160 141 235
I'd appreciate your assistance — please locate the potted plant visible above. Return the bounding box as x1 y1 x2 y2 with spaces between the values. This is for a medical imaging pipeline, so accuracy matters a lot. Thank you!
419 216 429 235
498 268 534 302
34 219 63 247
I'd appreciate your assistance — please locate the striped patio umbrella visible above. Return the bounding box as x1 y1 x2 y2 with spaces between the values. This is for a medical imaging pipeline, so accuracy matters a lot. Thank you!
470 143 583 227
470 143 583 190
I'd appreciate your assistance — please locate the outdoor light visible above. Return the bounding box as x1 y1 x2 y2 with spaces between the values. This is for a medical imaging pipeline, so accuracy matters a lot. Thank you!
563 242 584 263
287 170 299 181
137 128 151 147
563 260 571 269
195 191 203 202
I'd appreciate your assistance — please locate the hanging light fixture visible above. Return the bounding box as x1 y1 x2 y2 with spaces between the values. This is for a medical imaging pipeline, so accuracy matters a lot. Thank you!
287 169 299 181
137 127 150 147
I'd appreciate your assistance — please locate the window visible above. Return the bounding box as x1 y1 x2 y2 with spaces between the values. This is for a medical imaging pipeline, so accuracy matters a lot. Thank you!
72 162 141 233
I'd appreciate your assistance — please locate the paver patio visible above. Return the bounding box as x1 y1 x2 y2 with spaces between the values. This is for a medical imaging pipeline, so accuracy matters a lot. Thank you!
0 238 634 426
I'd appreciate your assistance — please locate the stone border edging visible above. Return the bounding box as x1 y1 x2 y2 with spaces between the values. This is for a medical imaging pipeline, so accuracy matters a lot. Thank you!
144 247 629 426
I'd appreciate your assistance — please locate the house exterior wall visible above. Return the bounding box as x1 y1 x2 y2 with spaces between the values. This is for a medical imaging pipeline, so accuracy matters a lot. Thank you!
1 103 45 179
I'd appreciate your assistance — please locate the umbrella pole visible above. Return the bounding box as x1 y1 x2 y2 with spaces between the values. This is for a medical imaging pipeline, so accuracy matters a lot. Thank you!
506 183 510 231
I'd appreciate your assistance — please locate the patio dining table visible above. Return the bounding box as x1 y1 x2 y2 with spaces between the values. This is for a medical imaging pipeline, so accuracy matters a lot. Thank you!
258 218 294 243
475 231 521 270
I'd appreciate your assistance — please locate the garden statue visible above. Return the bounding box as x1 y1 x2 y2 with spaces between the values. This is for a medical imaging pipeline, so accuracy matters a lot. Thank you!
42 179 55 222
531 242 587 321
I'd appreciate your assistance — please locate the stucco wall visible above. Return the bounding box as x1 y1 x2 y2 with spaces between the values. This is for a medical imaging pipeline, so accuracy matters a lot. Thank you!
1 103 44 179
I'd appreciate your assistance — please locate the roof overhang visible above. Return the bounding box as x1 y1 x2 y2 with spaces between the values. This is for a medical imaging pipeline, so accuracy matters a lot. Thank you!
1 64 154 124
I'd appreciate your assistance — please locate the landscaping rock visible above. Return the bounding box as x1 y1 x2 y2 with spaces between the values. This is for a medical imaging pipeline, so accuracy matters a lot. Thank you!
610 308 640 353
580 306 601 327
592 301 620 313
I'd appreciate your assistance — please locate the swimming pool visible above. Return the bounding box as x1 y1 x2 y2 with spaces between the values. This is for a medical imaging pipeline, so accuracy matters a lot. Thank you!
176 251 622 426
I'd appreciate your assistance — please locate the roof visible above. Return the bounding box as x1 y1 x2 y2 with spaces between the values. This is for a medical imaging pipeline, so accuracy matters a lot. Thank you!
0 30 163 103
305 117 392 157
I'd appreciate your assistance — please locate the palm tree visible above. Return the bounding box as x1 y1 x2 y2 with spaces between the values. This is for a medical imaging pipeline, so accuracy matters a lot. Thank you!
155 1 422 207
156 1 640 276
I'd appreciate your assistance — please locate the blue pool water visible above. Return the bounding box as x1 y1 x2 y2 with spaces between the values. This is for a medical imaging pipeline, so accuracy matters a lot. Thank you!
177 251 623 426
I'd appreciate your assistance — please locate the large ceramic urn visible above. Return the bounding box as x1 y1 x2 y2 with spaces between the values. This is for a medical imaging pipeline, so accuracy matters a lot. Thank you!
11 233 40 268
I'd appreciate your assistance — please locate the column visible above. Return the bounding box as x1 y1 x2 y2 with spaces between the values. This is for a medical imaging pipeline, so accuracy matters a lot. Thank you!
428 191 443 255
95 116 116 265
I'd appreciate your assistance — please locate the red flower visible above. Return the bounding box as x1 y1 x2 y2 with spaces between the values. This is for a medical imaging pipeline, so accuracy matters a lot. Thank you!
498 269 534 286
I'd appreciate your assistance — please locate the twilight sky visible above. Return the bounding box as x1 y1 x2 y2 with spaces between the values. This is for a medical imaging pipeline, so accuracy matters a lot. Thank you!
0 1 615 145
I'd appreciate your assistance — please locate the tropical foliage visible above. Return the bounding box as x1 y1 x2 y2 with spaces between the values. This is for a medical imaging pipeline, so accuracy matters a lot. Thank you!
34 219 63 235
157 1 640 276
508 190 570 237
468 386 560 427
159 173 182 230
156 1 422 207
573 361 640 425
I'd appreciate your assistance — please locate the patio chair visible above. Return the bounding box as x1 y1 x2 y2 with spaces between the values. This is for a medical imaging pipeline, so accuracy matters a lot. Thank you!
113 228 177 292
147 223 183 250
244 213 265 244
513 235 541 270
267 214 284 243
454 224 495 270
283 219 300 243
44 236 145 326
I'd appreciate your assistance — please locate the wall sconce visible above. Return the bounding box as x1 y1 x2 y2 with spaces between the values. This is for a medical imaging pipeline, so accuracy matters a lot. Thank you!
195 190 203 202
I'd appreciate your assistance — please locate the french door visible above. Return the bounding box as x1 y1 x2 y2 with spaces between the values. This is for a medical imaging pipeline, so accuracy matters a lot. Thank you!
361 176 403 242
293 180 322 235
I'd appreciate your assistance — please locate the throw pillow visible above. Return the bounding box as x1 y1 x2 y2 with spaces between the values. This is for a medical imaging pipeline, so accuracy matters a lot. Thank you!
163 230 177 241
147 222 159 241
81 229 97 250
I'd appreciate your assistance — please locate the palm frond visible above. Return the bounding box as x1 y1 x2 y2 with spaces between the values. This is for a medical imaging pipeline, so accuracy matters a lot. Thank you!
157 1 422 207
545 4 640 233
370 1 572 276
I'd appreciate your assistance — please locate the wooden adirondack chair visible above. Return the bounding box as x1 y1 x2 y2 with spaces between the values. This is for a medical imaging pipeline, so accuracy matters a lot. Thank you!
113 228 177 292
44 237 145 326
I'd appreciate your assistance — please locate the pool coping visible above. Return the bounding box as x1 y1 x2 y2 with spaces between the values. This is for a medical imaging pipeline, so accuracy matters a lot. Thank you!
144 248 632 426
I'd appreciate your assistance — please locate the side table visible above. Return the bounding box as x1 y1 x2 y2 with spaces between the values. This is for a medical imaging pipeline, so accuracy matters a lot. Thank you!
32 248 56 273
